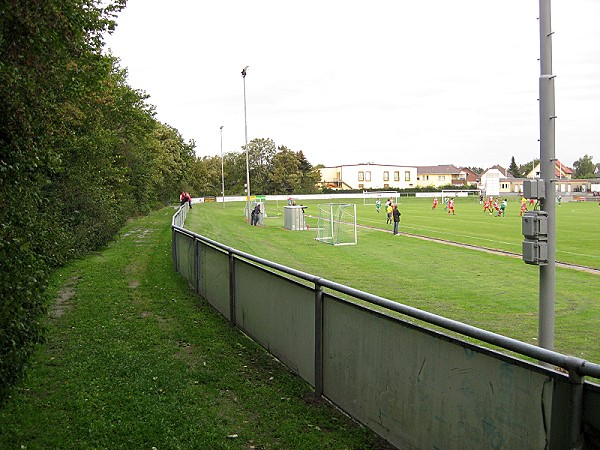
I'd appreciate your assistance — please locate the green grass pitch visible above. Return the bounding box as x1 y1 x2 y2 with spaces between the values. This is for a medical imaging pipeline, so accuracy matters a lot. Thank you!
186 197 600 367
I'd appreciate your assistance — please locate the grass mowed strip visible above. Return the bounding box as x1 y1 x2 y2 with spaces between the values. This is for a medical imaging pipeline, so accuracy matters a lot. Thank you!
328 196 598 268
0 208 391 449
186 200 600 366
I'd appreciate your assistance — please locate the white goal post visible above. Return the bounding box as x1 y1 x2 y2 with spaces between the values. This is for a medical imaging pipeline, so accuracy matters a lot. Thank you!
441 189 482 203
363 190 400 205
315 203 357 246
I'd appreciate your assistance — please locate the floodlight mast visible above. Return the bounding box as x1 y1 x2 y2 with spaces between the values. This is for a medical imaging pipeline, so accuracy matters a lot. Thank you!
538 0 556 355
242 66 251 223
220 125 225 208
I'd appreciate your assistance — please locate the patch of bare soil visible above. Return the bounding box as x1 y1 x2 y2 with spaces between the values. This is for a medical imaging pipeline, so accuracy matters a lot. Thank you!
121 227 157 241
49 276 79 319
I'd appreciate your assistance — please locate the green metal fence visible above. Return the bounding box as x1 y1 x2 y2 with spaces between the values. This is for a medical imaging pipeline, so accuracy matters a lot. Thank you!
172 204 600 449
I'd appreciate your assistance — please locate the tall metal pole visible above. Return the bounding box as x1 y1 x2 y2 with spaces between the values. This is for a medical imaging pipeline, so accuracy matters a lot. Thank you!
242 66 251 223
220 125 225 208
538 0 556 352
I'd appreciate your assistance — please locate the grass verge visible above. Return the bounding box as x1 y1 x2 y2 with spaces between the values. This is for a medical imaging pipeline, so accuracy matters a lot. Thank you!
0 207 392 449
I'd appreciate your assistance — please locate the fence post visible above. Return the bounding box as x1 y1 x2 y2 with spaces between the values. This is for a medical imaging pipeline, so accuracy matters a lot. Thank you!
194 238 199 294
229 252 236 326
314 281 324 397
172 228 178 272
567 358 585 449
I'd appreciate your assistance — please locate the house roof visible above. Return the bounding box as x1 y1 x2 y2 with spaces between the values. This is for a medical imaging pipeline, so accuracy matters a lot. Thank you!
555 160 573 174
320 163 414 169
416 164 461 175
484 165 514 178
527 160 574 178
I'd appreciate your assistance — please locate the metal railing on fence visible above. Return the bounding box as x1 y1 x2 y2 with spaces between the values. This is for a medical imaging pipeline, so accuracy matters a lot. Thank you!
172 204 600 449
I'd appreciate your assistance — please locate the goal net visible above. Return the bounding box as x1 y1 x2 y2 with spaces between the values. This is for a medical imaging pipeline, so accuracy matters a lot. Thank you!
315 203 357 246
441 189 482 203
363 191 400 205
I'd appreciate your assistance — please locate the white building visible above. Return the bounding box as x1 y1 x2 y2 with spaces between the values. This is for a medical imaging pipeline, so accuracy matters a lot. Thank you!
320 164 418 190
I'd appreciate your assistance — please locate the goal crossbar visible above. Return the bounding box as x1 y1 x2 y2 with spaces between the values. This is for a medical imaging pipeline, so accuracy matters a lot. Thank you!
363 190 400 205
441 189 482 203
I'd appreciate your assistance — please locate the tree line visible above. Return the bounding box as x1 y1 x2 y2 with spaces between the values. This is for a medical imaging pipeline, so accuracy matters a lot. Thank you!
188 138 321 198
0 1 324 403
467 154 596 179
0 0 198 403
507 155 596 179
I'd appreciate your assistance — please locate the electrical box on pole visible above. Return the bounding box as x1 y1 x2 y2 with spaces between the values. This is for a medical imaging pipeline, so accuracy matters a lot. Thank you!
522 211 548 265
523 179 546 200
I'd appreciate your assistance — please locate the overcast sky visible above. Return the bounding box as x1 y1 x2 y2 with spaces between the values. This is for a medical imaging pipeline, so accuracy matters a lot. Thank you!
104 0 600 170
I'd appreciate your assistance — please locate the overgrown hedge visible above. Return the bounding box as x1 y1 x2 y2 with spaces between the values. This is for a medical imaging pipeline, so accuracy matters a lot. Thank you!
0 0 195 404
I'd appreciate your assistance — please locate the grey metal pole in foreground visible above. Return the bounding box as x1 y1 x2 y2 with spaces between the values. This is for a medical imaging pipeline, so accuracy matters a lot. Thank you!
242 66 251 223
538 0 556 353
220 125 225 208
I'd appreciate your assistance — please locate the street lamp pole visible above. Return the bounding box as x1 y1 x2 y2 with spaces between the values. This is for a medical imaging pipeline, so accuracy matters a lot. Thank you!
242 65 251 223
538 0 556 354
220 125 225 208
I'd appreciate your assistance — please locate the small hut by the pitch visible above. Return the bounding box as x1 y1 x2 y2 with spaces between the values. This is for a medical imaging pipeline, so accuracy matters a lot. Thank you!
315 203 357 245
283 205 307 230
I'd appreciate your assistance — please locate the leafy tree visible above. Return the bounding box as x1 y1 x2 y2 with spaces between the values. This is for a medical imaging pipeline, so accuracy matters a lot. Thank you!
187 139 323 197
189 155 223 197
508 156 520 178
296 150 321 193
222 151 248 195
148 123 196 203
519 159 539 178
0 0 197 403
269 146 302 194
245 138 277 195
465 167 484 175
0 0 128 404
572 154 595 179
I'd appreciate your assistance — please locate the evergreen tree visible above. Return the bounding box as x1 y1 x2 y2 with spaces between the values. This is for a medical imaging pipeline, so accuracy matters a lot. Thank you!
508 156 521 178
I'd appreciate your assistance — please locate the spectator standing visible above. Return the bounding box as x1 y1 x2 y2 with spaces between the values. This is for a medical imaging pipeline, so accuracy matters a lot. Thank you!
251 204 261 226
392 205 401 235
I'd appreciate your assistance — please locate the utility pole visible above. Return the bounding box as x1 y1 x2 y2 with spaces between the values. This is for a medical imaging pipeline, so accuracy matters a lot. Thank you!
538 0 556 352
242 66 251 223
220 125 225 208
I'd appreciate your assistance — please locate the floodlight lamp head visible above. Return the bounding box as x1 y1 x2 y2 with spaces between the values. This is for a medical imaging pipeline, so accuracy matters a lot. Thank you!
241 66 249 77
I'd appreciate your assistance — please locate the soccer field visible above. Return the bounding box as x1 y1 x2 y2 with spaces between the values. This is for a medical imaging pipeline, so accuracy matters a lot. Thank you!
185 198 600 366
356 196 600 269
295 195 598 269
